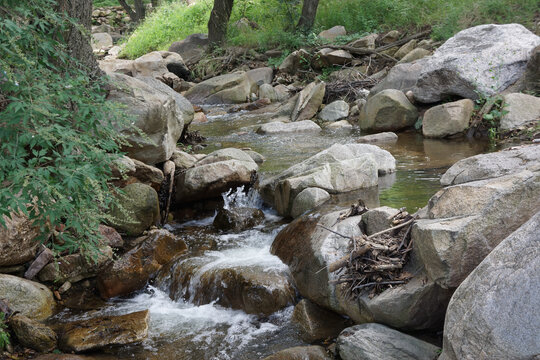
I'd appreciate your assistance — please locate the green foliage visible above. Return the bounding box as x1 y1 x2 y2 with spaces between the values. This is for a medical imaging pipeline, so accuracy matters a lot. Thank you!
0 313 9 350
0 0 130 257
474 95 508 142
122 0 537 58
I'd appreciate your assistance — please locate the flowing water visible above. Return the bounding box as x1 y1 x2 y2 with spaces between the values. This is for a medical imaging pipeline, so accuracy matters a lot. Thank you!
52 108 491 359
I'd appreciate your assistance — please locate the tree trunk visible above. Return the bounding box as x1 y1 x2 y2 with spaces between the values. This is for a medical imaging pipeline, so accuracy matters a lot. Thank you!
297 0 320 31
208 0 234 46
56 0 101 77
118 0 146 23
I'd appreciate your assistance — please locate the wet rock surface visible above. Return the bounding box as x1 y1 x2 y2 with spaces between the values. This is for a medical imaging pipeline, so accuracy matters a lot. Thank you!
263 345 332 360
213 207 265 232
337 323 440 360
292 299 350 342
97 229 187 298
0 274 55 320
57 310 149 352
9 313 57 352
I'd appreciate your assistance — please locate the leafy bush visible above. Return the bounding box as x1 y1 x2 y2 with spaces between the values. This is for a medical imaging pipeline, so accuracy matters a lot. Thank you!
0 312 9 350
0 0 129 257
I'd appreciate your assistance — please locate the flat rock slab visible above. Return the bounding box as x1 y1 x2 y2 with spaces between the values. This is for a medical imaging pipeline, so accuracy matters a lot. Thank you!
58 310 149 352
337 323 440 360
356 132 398 143
257 120 322 134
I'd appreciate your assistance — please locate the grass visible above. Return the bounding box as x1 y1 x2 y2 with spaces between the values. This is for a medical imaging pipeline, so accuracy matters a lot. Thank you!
121 0 539 59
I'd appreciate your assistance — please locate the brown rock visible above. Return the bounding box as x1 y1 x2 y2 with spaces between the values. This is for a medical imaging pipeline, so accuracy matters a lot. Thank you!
97 229 187 298
0 213 41 267
98 224 123 248
292 299 349 342
213 207 265 232
58 310 149 352
10 313 57 352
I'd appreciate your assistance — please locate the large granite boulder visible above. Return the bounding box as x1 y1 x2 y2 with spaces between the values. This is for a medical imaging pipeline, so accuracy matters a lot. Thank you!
372 24 540 103
318 100 349 122
260 144 395 217
0 274 55 320
0 213 40 267
422 99 474 138
107 73 193 165
500 93 540 130
440 211 540 360
292 299 349 342
337 323 440 360
58 310 149 352
271 211 452 330
359 89 418 131
97 229 187 298
441 145 540 186
168 33 209 66
109 182 160 237
174 148 258 203
291 82 326 121
290 187 331 218
413 169 540 289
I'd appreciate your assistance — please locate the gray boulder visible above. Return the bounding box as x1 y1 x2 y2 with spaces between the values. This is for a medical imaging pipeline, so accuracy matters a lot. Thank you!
292 299 349 342
359 89 418 131
290 187 331 218
168 33 209 66
372 24 540 103
184 72 251 104
260 144 395 217
440 211 540 360
422 99 474 138
257 120 322 135
361 206 400 235
109 182 160 236
356 132 398 144
259 83 278 102
413 169 540 289
272 211 452 330
394 39 417 59
337 323 440 360
441 145 540 186
500 93 540 130
292 82 326 121
91 32 112 50
0 274 55 320
107 73 193 165
319 26 346 41
397 48 431 64
174 148 258 203
279 49 311 75
349 33 377 49
318 100 349 121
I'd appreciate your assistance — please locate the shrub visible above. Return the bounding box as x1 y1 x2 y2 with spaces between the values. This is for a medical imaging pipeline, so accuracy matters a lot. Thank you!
0 0 130 257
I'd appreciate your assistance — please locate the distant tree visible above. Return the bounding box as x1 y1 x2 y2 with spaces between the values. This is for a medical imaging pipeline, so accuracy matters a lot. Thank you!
297 0 319 31
208 0 235 46
118 0 146 23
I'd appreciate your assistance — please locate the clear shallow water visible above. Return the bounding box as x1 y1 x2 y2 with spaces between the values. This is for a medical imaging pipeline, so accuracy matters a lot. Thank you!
55 108 491 359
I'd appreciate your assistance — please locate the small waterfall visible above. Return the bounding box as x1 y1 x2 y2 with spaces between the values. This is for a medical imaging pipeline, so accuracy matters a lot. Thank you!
222 186 263 210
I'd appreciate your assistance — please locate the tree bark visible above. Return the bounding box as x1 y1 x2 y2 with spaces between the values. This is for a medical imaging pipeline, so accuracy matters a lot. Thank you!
208 0 234 46
118 0 146 23
297 0 320 31
56 0 101 77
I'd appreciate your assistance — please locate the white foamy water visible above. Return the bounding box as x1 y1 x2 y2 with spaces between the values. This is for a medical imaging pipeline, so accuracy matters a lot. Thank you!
222 186 264 210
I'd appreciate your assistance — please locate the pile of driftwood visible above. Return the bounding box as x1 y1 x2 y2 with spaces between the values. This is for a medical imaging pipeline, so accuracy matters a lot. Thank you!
319 208 416 299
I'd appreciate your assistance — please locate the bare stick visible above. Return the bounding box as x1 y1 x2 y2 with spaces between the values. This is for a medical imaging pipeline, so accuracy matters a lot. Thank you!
367 217 415 239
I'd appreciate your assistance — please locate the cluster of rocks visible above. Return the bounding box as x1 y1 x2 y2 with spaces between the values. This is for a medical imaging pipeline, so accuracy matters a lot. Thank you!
264 143 539 359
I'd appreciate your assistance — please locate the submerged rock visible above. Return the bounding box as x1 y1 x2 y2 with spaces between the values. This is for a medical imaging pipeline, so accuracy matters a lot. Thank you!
356 132 398 144
168 257 294 316
97 229 187 298
213 207 265 232
372 24 540 102
263 346 331 360
58 310 149 352
257 120 322 135
0 274 55 320
440 212 540 360
337 323 440 360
